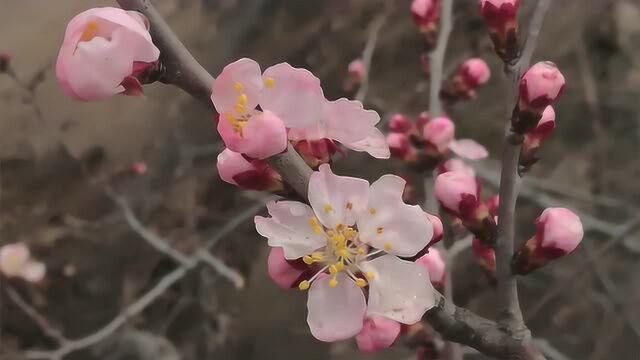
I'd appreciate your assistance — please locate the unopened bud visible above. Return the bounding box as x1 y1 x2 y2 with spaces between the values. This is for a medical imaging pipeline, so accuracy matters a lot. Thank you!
478 0 520 63
441 58 491 102
520 106 556 173
356 316 401 353
416 248 446 289
387 133 416 161
424 212 444 248
423 116 455 153
293 139 339 169
388 113 413 133
513 62 565 134
217 148 283 192
472 237 496 280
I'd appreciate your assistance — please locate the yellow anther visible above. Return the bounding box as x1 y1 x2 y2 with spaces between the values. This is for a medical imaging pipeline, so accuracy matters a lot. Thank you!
234 103 245 114
311 252 324 260
329 278 338 288
237 93 248 106
345 228 357 240
80 22 99 42
264 77 275 88
355 278 367 288
335 262 345 271
338 249 350 258
298 280 310 291
323 204 333 213
303 255 314 265
357 247 366 255
369 208 377 215
233 82 244 93
366 271 375 280
346 202 353 210
383 242 392 251
377 226 384 234
335 234 346 244
309 217 323 234
336 224 345 232
329 265 338 275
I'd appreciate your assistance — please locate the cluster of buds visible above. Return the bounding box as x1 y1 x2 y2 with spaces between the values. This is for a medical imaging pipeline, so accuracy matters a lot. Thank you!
434 171 497 245
512 62 565 136
440 58 491 102
387 113 488 171
343 59 366 93
217 148 284 192
478 0 520 64
512 208 583 275
411 0 441 48
519 106 556 173
0 243 46 282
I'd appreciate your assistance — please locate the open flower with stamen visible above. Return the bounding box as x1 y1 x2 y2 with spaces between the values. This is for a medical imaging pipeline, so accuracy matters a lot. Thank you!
211 58 325 159
255 164 435 342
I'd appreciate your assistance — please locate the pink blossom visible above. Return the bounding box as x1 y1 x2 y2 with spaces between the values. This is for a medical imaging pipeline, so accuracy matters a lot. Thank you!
438 158 476 177
411 0 440 31
348 59 367 81
528 105 556 141
478 0 520 31
388 113 413 134
535 208 583 256
424 212 444 248
216 148 281 191
387 133 415 160
356 316 402 353
423 116 455 151
416 248 445 288
267 247 307 290
56 7 159 101
519 62 565 110
0 243 46 282
434 171 478 215
255 165 435 342
460 58 491 87
292 139 340 168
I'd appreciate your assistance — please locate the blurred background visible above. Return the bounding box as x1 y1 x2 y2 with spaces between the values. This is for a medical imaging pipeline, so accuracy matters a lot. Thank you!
1 0 640 359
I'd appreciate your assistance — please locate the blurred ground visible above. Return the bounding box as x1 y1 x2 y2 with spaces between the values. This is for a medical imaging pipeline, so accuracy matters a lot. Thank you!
1 0 640 359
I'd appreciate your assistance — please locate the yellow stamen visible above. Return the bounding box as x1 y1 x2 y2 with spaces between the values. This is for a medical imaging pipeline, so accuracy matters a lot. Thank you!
329 278 338 288
345 228 357 240
329 265 338 275
303 255 314 265
80 22 99 42
298 280 310 291
237 93 248 106
323 204 333 214
357 247 366 255
233 82 244 93
234 103 245 114
309 217 323 234
336 224 345 232
264 77 275 88
338 249 350 258
335 262 345 271
377 226 384 234
346 202 353 210
366 271 375 280
383 242 392 251
369 208 377 215
311 252 324 260
355 278 367 287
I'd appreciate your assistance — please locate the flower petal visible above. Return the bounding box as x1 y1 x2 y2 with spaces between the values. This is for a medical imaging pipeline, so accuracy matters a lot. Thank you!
343 128 391 159
449 139 489 160
357 175 432 257
267 247 306 289
307 272 366 342
323 98 380 144
0 243 30 277
356 316 401 353
20 261 46 283
261 63 325 128
238 111 288 159
211 58 263 115
308 164 369 229
361 255 435 324
216 148 254 186
255 200 326 259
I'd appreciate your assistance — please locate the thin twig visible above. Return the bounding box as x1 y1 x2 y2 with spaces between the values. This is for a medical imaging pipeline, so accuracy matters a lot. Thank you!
428 0 454 117
354 7 390 103
517 0 552 71
5 287 67 345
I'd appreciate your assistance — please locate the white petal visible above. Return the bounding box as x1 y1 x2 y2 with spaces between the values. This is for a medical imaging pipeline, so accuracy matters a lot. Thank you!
449 139 489 160
308 164 369 229
361 255 435 324
20 261 46 282
343 128 391 159
357 175 432 257
254 201 326 259
324 98 380 144
307 273 366 342
211 58 263 115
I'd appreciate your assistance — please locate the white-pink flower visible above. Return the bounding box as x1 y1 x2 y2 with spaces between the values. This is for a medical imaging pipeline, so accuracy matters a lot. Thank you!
56 7 160 101
423 116 488 160
0 243 46 282
255 164 435 342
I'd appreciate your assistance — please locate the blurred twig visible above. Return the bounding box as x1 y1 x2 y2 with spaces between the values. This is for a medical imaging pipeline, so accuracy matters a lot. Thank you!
5 287 67 345
518 0 552 71
354 5 391 103
428 0 453 117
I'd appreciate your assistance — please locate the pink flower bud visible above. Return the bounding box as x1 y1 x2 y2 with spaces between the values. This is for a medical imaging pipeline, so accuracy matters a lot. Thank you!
472 237 496 274
388 113 413 133
267 247 308 290
416 111 430 132
356 316 401 353
348 59 366 81
411 0 440 32
423 116 455 152
512 208 583 274
519 62 565 110
434 171 478 215
216 148 282 191
424 212 444 248
459 58 491 87
293 139 340 169
437 158 476 177
217 110 288 159
56 7 160 101
131 162 148 175
416 248 445 288
478 0 519 28
528 105 556 141
387 133 415 160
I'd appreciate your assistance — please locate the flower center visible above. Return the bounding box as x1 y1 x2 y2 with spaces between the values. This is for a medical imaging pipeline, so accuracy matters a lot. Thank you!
80 21 100 42
297 217 378 291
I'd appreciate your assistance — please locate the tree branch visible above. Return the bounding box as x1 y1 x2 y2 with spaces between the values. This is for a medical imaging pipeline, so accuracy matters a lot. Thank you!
355 6 390 103
427 0 454 117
